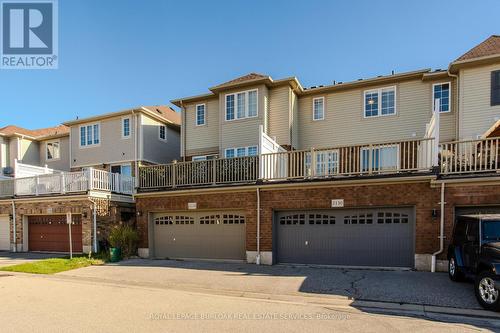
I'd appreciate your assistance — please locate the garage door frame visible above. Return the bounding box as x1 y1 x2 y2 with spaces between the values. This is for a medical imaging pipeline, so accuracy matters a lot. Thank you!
273 206 416 268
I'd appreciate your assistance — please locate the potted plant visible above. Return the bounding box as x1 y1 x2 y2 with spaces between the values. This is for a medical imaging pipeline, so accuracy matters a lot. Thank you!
108 227 124 262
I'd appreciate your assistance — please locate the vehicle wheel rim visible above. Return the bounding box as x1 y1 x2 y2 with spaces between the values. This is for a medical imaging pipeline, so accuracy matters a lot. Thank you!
449 258 455 276
479 277 499 304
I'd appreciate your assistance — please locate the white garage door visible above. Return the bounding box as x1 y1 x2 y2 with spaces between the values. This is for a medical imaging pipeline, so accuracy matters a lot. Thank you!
0 215 10 251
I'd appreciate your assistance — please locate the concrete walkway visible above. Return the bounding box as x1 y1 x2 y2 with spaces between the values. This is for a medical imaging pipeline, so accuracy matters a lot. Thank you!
58 258 480 310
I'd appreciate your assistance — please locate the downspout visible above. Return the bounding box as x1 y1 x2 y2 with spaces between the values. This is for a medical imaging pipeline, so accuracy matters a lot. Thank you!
11 200 16 252
132 110 138 188
431 182 445 272
256 187 261 265
88 198 98 253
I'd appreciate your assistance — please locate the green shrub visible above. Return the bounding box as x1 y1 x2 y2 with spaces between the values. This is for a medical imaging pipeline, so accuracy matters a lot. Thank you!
108 225 139 258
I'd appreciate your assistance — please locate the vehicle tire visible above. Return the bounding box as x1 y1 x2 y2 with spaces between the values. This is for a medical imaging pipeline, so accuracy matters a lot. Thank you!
448 256 463 282
475 271 500 311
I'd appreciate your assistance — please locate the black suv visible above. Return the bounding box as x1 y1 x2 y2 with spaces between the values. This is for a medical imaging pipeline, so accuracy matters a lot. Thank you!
448 214 500 311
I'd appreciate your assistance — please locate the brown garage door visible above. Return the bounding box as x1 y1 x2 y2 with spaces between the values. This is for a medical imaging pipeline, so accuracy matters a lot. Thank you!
28 215 83 253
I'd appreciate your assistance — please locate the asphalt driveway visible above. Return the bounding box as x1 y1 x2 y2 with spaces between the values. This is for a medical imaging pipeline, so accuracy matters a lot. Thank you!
0 252 66 268
58 259 480 310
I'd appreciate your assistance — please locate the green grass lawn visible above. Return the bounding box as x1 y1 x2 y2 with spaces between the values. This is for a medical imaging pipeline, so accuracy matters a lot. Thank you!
0 256 104 274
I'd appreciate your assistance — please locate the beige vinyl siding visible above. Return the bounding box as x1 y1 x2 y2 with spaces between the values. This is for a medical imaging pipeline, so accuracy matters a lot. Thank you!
141 114 180 164
8 138 18 168
219 84 268 152
70 116 135 167
434 79 457 143
0 137 9 171
268 86 291 146
39 136 70 171
19 138 39 166
459 63 500 140
184 98 219 157
298 78 456 149
291 91 299 149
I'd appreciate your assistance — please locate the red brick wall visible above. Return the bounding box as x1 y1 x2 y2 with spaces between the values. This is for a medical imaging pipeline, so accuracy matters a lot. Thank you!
131 181 500 260
0 199 135 251
135 182 440 254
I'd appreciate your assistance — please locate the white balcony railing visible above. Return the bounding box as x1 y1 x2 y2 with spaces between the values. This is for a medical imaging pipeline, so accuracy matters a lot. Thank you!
0 168 135 198
139 138 436 190
440 137 500 174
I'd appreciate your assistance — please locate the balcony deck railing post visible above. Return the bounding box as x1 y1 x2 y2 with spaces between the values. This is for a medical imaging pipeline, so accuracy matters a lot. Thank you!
212 159 217 185
172 161 177 188
310 148 316 178
368 144 373 174
88 167 94 191
35 175 39 196
61 172 66 194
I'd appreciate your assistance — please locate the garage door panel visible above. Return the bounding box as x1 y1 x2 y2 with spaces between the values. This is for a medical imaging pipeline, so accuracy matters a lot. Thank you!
153 212 245 260
28 215 82 253
276 208 414 267
0 216 10 251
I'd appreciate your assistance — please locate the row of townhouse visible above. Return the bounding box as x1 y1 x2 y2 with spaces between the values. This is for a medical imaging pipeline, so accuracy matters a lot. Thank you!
0 106 180 253
0 35 499 271
135 35 500 271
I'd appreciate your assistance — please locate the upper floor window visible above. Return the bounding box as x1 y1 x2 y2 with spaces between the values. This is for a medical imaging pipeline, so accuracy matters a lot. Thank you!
224 145 258 158
492 70 500 106
364 86 396 117
79 123 100 147
122 117 131 138
433 82 450 112
196 104 206 126
313 97 324 120
159 125 167 141
225 89 258 121
46 141 60 160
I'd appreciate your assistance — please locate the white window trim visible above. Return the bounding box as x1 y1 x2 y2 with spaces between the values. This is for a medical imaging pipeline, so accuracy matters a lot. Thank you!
312 96 325 121
46 140 61 161
312 97 325 121
363 86 397 118
224 145 258 158
225 89 259 122
122 116 131 139
360 144 400 171
78 122 101 149
195 103 206 126
158 124 167 142
432 82 451 113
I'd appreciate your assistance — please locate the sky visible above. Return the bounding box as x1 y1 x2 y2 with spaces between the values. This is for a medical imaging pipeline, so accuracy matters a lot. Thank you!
0 0 499 129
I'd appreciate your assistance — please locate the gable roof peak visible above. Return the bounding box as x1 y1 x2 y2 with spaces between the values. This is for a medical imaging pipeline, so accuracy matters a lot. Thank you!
455 35 500 62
